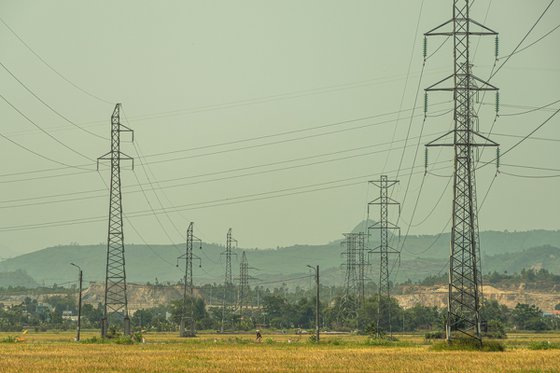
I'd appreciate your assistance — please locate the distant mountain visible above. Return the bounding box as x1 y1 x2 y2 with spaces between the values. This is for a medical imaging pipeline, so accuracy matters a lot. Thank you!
0 269 38 288
484 245 560 274
0 229 559 288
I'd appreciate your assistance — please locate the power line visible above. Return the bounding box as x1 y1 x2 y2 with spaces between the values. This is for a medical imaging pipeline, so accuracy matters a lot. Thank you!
0 60 108 140
0 16 113 105
0 92 95 163
0 162 452 232
477 107 560 170
0 126 94 171
0 129 447 207
382 0 426 173
497 23 560 61
489 0 556 80
497 98 560 117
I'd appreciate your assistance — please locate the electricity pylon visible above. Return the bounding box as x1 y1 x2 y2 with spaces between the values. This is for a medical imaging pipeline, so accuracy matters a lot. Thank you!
424 0 499 342
97 103 134 337
238 251 249 314
368 175 400 336
356 232 367 305
177 222 201 337
220 228 237 332
341 233 358 298
237 251 258 315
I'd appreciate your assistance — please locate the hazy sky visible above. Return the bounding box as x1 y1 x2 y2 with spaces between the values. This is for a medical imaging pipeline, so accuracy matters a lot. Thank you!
0 0 558 257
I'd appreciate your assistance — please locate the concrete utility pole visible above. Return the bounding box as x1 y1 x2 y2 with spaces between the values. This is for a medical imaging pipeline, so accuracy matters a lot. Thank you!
307 265 320 343
97 103 134 337
70 263 82 342
425 0 499 343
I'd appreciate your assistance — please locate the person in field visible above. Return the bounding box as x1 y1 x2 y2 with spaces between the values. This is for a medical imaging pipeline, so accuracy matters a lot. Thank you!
256 329 262 343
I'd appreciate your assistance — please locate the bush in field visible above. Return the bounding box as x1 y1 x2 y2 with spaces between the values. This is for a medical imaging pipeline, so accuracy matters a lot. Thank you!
432 338 505 352
528 341 560 350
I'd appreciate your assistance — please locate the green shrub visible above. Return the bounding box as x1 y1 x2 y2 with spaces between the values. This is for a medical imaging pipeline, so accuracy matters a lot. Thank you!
432 339 505 352
425 330 445 340
528 341 560 350
0 335 17 343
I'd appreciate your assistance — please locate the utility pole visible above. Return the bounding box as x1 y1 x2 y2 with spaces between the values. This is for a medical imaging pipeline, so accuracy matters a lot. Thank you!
221 228 237 332
97 103 134 338
70 263 82 342
368 175 400 337
425 0 499 343
177 222 201 337
307 265 320 343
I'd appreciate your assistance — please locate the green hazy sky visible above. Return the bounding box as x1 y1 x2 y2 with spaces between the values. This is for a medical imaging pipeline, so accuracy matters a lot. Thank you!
0 0 558 257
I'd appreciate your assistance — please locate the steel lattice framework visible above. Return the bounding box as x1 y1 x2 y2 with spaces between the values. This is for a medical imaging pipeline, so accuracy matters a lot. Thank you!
238 251 249 314
341 232 366 305
425 0 498 341
368 176 400 299
178 222 201 337
368 175 400 335
356 232 367 305
341 233 358 298
97 103 134 337
220 228 237 332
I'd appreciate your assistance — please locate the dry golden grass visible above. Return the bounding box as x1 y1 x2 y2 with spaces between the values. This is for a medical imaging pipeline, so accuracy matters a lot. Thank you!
0 331 559 372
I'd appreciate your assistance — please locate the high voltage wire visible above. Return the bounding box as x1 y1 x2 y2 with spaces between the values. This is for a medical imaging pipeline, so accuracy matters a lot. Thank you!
0 92 96 163
489 0 556 81
477 107 560 170
62 68 447 129
0 102 451 182
382 0 425 173
0 127 93 171
496 98 560 117
141 105 450 164
0 16 114 105
0 60 108 140
0 130 448 208
498 23 560 60
2 97 552 183
0 162 453 232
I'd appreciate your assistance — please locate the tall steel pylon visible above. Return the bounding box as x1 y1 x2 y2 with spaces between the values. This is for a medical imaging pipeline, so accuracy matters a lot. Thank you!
342 232 366 306
425 0 499 342
238 251 249 314
368 176 400 336
356 232 367 305
177 222 201 337
341 233 358 298
97 103 134 337
220 228 237 332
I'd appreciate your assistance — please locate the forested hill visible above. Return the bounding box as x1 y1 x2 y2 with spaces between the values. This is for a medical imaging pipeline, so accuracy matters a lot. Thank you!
0 229 559 287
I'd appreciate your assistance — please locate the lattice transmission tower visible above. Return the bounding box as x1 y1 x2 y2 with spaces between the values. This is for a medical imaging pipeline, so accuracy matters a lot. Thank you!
177 222 202 337
368 176 400 336
237 251 258 315
97 103 134 337
220 228 237 332
238 251 249 314
424 0 499 342
341 233 358 298
342 232 367 307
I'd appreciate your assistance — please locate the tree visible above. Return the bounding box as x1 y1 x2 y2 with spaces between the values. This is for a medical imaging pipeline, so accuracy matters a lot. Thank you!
512 303 549 331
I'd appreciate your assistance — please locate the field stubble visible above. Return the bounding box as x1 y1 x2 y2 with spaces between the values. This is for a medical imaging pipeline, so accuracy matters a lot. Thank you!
0 331 559 372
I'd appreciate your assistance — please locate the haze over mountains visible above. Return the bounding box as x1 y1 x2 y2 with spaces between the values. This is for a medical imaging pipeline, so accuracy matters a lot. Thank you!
1 225 559 288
